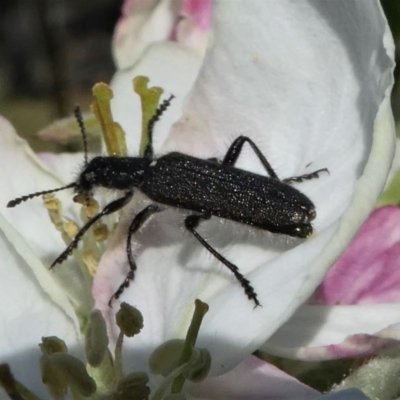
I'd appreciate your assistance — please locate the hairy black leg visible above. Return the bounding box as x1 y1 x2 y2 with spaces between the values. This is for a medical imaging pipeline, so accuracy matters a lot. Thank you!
184 214 260 307
50 191 134 268
144 95 175 160
108 203 161 306
222 136 279 179
283 168 329 184
223 137 328 185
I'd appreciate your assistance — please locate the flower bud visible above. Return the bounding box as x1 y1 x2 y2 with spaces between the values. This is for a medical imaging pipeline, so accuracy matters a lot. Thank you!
85 309 109 367
40 336 68 355
40 353 96 397
116 302 144 337
114 372 150 400
184 348 211 382
149 339 184 377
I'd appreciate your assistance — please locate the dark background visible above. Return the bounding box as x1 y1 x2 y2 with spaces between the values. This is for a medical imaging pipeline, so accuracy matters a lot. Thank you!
0 0 399 152
0 0 123 151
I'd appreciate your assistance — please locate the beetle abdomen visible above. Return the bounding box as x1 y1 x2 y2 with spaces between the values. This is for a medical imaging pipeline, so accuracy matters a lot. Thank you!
141 153 315 233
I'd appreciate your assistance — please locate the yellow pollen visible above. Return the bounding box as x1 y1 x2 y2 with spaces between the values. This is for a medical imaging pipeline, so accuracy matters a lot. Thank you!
43 195 61 212
63 220 80 239
84 198 99 218
43 195 64 231
82 249 99 276
73 193 88 205
93 223 109 242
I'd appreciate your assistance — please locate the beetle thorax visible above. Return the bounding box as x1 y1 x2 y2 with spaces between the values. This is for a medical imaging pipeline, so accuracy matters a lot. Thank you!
76 156 151 194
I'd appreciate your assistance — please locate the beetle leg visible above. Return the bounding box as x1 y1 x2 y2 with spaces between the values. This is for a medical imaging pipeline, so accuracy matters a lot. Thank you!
51 191 134 268
283 168 329 184
108 203 161 306
184 214 261 307
222 136 279 179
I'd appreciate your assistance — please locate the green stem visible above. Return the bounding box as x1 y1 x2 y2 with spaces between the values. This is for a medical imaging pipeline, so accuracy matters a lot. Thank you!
114 331 124 379
170 300 209 394
14 381 43 400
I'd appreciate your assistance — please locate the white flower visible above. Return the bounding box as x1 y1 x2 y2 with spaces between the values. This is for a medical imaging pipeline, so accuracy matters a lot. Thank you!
0 0 394 398
96 0 395 376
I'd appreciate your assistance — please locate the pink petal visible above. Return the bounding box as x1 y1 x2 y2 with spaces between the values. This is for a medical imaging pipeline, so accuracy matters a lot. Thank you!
325 333 398 359
314 206 400 305
170 0 211 55
180 0 212 32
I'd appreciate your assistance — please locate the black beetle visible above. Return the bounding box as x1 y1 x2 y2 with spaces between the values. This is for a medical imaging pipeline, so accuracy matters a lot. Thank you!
8 96 327 306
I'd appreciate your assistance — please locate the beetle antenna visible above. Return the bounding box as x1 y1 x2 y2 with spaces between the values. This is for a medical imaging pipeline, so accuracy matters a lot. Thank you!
74 105 91 205
74 105 88 169
144 94 175 159
7 183 76 208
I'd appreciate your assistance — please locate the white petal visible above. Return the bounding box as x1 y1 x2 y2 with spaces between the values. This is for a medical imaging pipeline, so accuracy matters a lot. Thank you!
0 117 77 261
95 0 395 377
166 0 395 372
0 118 91 323
0 219 79 398
38 152 84 184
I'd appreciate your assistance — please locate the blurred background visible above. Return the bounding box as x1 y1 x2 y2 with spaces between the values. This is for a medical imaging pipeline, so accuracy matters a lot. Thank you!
0 0 399 153
0 0 123 152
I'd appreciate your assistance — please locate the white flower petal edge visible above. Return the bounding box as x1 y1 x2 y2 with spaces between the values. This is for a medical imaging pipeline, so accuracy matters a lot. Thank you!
0 214 80 398
0 116 71 259
95 0 395 377
0 119 86 395
0 210 77 326
264 304 400 360
262 206 400 360
0 116 92 307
